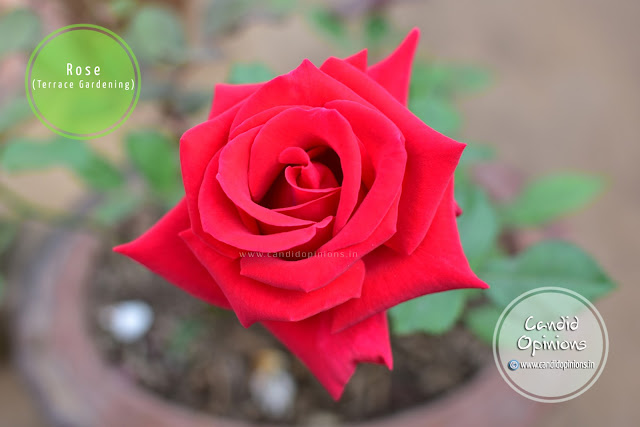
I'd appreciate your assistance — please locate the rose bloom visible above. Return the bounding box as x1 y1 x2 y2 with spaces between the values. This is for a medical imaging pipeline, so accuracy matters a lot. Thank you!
116 29 487 399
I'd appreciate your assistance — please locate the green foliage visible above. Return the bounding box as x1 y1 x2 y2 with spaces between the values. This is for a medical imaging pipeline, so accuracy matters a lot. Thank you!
409 97 460 136
411 63 491 100
0 8 41 59
464 306 502 344
125 130 182 205
481 240 615 308
167 318 205 358
92 190 141 226
227 63 276 84
76 157 125 191
456 187 500 270
458 143 496 166
501 173 604 227
390 290 469 335
126 5 186 64
0 137 123 190
409 62 490 136
393 147 610 340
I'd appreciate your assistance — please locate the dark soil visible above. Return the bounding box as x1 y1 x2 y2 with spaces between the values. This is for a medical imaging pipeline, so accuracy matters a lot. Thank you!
88 218 491 425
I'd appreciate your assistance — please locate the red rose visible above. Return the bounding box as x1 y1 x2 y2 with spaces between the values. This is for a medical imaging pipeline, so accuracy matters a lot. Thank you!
115 28 487 399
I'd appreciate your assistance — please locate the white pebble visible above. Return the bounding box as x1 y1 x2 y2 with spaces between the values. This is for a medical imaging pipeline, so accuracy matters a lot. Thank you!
99 300 154 343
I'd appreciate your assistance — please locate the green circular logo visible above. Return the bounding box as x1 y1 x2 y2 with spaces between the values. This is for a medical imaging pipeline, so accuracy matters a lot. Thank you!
25 24 140 140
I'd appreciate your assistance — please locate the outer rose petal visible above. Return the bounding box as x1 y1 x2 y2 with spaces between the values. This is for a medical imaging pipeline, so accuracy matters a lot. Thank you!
321 56 465 255
331 181 488 332
231 59 369 131
263 310 392 400
113 199 230 309
181 105 240 244
343 49 368 71
209 83 263 119
367 28 419 106
181 230 365 326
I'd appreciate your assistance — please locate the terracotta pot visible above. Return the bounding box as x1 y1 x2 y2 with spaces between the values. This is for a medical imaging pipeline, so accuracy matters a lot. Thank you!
12 227 545 427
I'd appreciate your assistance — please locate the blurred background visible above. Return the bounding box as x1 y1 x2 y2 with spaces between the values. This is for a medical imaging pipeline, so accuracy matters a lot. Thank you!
0 0 638 426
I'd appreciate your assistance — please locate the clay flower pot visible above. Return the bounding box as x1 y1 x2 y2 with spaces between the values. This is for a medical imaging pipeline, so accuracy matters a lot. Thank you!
12 165 547 426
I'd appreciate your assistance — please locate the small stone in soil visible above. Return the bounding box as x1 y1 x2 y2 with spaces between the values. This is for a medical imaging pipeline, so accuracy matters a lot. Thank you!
98 300 154 343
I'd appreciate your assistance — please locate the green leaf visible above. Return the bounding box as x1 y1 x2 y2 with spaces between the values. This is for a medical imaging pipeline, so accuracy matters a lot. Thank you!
501 173 604 227
125 130 181 204
308 7 347 42
409 96 461 136
450 65 492 93
459 143 495 165
76 156 124 190
0 8 41 59
227 63 276 84
168 318 205 358
464 305 502 344
126 6 186 64
390 290 469 335
93 191 140 225
0 96 32 134
456 188 500 269
411 62 491 100
482 240 616 308
0 137 123 190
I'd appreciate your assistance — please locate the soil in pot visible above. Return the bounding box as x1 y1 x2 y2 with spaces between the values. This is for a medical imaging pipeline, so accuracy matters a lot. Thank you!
88 217 492 425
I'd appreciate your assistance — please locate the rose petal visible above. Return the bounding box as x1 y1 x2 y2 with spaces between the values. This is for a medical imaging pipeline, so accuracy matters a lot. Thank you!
343 49 368 71
321 55 465 255
240 193 399 293
198 138 334 253
263 310 392 400
209 83 263 119
181 105 246 260
242 107 362 236
214 126 315 229
321 100 406 252
367 28 419 106
229 105 307 140
180 230 365 325
231 59 368 131
274 189 341 222
263 166 339 211
113 199 230 309
331 181 488 332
